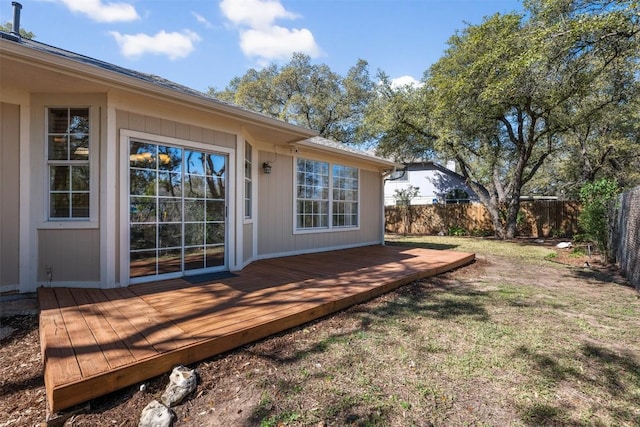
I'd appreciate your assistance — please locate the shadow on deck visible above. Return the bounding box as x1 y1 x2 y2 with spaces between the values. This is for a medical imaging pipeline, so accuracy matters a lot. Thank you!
38 245 475 413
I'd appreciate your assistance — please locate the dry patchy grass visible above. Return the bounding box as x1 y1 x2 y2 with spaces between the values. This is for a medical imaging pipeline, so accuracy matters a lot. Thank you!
2 236 639 426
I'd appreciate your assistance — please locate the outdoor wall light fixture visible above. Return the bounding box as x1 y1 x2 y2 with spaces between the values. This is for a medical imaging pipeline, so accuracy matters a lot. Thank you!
263 162 272 174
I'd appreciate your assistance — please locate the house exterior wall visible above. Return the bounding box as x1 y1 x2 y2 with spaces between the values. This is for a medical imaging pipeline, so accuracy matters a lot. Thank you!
384 164 478 205
28 94 105 290
243 222 253 264
115 108 240 283
0 102 21 289
2 39 392 292
115 110 237 150
38 229 100 282
257 149 383 259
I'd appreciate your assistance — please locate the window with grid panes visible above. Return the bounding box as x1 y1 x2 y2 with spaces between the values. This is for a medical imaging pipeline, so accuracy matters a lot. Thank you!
332 164 358 227
244 142 252 219
295 158 359 230
47 108 90 219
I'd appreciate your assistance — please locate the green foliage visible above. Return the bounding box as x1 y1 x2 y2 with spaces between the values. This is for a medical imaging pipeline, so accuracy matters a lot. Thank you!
447 225 467 236
570 247 588 258
551 227 567 239
365 73 437 162
577 178 620 262
362 0 640 240
209 53 374 145
0 21 35 39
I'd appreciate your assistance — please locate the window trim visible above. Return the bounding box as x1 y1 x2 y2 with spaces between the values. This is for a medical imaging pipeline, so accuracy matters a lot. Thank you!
243 141 253 222
293 156 360 234
42 105 99 229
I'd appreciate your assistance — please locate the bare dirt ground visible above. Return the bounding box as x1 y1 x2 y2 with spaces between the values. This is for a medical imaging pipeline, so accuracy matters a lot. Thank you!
1 238 638 427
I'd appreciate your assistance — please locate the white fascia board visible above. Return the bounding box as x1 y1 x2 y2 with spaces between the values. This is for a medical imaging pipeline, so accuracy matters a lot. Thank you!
291 139 402 170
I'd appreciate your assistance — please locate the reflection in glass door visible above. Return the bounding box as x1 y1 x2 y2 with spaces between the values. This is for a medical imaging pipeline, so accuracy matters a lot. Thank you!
129 141 226 280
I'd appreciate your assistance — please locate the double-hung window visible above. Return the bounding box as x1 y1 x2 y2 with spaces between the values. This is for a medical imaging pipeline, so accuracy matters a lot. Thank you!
295 158 359 231
332 164 359 227
47 108 91 219
244 141 252 219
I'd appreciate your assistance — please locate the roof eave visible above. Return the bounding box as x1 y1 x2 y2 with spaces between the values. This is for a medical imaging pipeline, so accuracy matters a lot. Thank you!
291 139 402 169
0 39 318 140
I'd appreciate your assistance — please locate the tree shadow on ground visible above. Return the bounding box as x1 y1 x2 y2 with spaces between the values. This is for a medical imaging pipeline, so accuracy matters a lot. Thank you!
570 265 635 289
355 278 491 325
515 343 640 426
385 240 459 251
241 277 491 426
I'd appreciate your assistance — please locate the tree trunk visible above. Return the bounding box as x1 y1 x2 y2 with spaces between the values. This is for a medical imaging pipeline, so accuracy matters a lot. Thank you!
486 202 506 239
504 198 521 239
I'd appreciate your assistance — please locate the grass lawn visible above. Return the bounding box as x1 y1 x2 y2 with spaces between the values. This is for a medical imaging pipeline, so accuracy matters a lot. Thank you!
8 235 638 426
230 235 640 426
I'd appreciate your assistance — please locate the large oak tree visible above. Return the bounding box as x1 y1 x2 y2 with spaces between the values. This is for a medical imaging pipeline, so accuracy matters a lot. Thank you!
209 53 374 145
373 0 639 238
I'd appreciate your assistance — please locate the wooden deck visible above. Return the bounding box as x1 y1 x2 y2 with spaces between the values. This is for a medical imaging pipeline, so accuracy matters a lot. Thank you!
38 245 475 413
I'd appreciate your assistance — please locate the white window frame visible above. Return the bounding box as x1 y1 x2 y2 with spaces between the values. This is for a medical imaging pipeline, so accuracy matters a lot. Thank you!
331 164 359 228
43 106 99 228
118 129 236 286
293 156 360 234
244 141 253 220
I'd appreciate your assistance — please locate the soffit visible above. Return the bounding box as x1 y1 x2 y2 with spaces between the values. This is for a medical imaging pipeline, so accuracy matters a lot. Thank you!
1 40 317 144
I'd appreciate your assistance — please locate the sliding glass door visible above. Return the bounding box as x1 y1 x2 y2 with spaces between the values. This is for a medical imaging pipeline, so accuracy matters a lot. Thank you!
128 141 227 280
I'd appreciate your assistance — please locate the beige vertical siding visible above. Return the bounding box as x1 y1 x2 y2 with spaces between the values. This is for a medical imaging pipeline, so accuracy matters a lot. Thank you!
257 150 383 257
116 110 238 272
243 223 253 263
0 102 21 286
38 229 100 282
116 111 236 149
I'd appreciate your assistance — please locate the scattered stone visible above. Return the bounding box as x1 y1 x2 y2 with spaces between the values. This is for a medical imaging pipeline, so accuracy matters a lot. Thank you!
556 242 573 249
46 403 91 427
138 400 174 427
139 383 147 392
161 365 197 407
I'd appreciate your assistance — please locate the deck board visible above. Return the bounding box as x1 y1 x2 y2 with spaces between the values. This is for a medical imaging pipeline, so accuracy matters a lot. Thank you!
53 288 110 379
69 289 137 369
39 245 474 413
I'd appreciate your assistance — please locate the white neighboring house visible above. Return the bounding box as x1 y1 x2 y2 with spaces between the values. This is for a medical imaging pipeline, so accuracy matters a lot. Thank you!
384 161 479 206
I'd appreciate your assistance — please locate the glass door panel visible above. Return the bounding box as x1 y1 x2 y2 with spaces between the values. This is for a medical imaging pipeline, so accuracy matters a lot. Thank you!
129 142 159 278
129 142 227 280
184 150 226 272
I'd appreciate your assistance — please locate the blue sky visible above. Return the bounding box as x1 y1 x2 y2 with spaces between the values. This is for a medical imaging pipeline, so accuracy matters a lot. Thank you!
1 0 524 92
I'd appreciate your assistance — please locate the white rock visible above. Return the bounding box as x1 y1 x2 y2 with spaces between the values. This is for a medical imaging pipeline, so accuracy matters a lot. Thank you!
138 400 174 427
556 242 573 249
161 365 197 407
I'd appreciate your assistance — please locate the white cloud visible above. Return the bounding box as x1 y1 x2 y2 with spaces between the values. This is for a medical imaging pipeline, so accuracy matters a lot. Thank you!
390 75 423 88
240 26 321 61
192 11 214 29
219 0 321 62
58 0 139 23
220 0 298 29
110 30 201 60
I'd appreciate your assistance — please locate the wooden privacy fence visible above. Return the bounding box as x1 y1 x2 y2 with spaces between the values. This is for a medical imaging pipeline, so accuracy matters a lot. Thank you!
385 200 581 238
